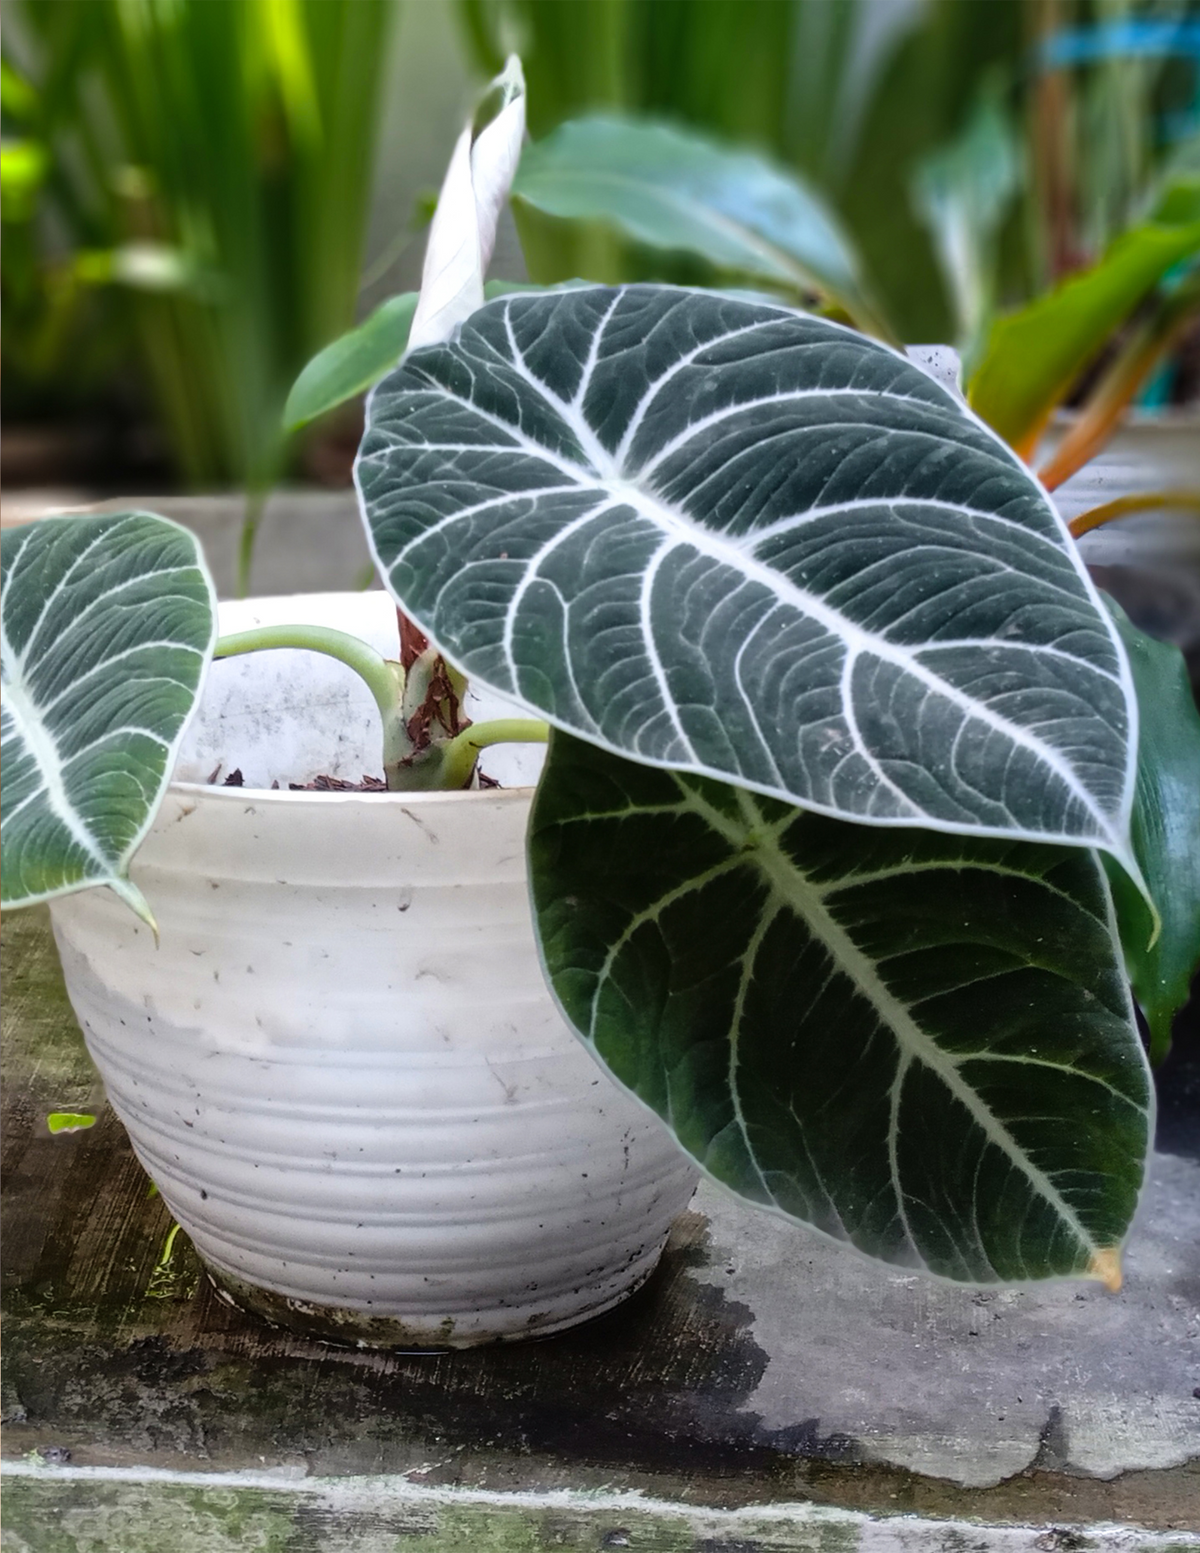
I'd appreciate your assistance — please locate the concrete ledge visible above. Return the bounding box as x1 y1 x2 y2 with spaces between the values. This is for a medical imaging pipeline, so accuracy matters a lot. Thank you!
0 490 370 599
4 895 1198 1544
3 1464 1198 1553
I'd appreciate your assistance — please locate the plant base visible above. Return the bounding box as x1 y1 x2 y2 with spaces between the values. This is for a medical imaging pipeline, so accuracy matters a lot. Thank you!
201 1252 665 1351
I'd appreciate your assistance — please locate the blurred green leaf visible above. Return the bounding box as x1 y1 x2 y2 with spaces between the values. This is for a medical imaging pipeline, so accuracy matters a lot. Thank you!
1 58 39 121
284 292 417 432
1101 598 1200 1066
967 178 1200 455
462 0 1027 340
255 0 322 150
47 1112 97 1135
513 115 889 335
284 281 557 433
5 0 395 502
0 138 49 221
912 89 1020 362
1037 272 1200 493
1151 166 1200 227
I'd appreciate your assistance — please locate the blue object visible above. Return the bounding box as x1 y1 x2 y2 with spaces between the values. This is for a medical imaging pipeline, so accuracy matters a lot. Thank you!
1039 20 1200 68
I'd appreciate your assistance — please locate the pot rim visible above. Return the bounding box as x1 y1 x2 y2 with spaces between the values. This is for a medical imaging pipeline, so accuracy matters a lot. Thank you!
170 776 538 807
178 589 543 808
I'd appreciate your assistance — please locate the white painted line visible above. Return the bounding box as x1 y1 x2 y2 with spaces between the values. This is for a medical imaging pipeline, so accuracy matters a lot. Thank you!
3 1460 1195 1551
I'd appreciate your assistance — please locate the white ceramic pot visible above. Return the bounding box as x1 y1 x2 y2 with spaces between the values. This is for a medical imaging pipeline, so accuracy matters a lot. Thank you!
49 594 698 1347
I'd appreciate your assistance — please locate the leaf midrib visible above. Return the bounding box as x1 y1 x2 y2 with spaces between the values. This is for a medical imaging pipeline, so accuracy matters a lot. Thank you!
386 317 1134 858
614 475 1128 854
672 775 1108 1269
0 674 111 877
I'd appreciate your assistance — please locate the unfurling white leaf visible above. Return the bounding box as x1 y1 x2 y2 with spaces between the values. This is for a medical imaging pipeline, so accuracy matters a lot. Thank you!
407 56 526 354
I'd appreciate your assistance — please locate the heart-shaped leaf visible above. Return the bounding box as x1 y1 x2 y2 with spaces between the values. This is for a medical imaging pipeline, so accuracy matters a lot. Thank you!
1 511 216 922
530 732 1151 1285
357 285 1137 861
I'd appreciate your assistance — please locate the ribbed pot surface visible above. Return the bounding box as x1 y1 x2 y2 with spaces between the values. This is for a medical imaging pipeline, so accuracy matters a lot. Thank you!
49 595 698 1346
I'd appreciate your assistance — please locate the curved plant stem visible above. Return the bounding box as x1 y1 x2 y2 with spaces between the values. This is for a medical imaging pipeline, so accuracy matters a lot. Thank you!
1069 490 1200 540
405 718 550 791
459 717 550 748
215 624 398 714
214 624 409 784
442 717 549 784
213 630 550 792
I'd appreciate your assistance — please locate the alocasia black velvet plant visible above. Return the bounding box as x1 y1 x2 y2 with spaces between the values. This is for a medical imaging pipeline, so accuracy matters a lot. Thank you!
3 62 1198 1291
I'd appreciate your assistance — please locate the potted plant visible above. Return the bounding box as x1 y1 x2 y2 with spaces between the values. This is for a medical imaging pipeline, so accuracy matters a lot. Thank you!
3 63 1198 1348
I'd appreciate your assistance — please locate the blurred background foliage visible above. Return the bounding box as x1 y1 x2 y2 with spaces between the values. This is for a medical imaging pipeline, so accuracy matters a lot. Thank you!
2 0 1198 495
463 0 1200 340
2 0 393 490
464 0 1024 336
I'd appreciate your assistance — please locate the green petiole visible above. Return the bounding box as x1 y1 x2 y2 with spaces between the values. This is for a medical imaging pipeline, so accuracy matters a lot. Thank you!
401 718 550 791
215 624 401 725
213 625 547 791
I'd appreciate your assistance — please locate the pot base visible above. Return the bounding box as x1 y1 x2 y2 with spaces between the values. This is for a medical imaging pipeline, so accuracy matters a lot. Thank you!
202 1253 665 1350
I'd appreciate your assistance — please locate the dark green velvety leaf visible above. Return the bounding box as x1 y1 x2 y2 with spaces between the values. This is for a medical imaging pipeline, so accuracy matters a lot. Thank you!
357 285 1138 862
530 731 1151 1286
1 511 216 922
1101 597 1200 1064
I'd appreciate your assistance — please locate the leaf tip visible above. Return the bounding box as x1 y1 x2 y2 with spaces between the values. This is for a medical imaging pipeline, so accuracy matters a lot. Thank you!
1088 1247 1123 1293
111 876 159 941
1110 842 1159 946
